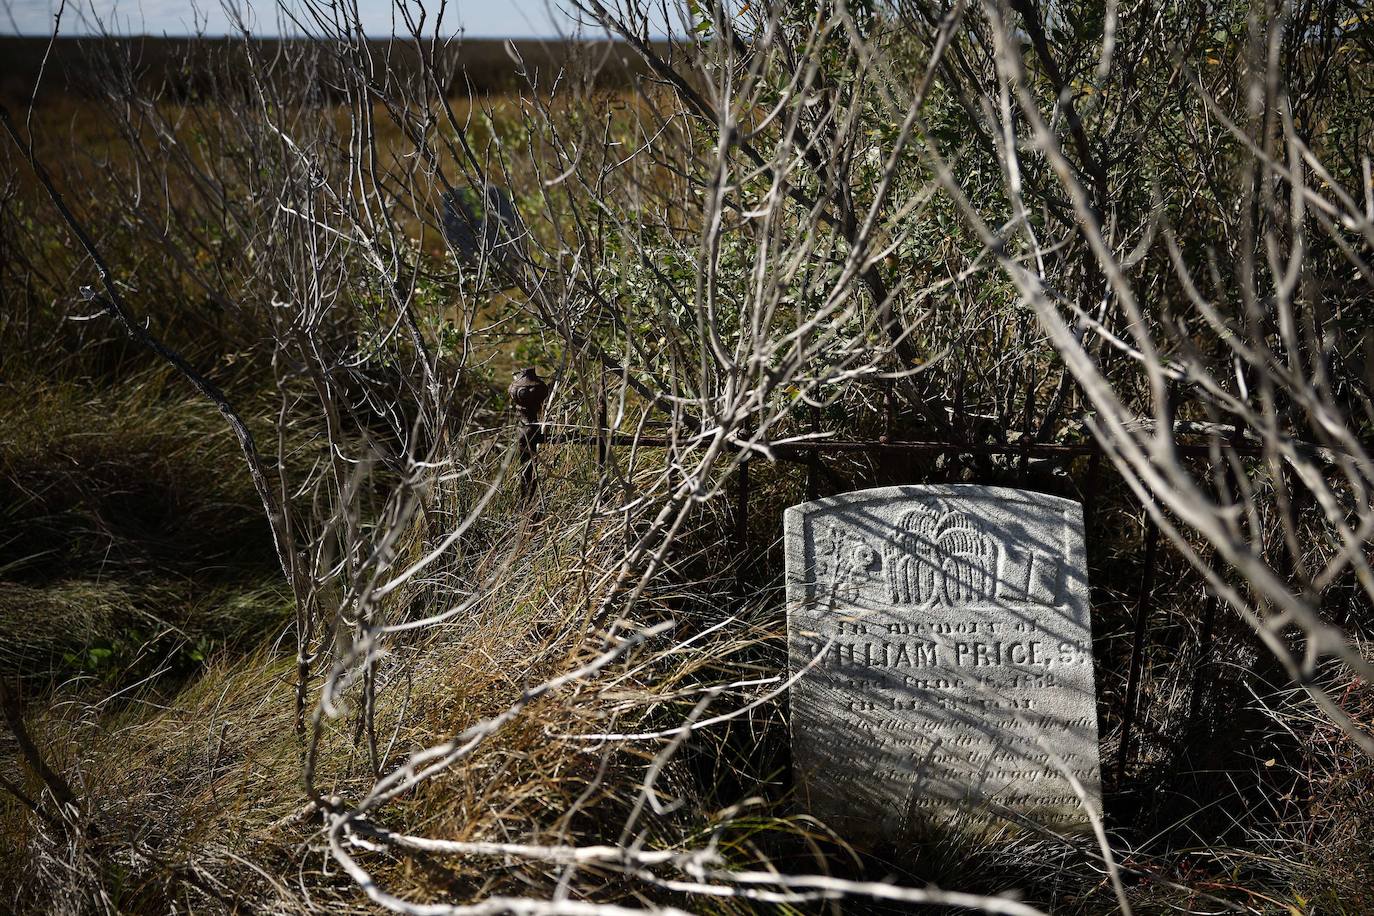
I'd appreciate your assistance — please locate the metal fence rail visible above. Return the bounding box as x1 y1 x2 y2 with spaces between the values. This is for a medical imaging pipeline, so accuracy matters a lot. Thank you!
514 393 1287 785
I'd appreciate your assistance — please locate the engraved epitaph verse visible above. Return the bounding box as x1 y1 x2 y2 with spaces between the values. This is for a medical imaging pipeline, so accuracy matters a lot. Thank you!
785 485 1101 844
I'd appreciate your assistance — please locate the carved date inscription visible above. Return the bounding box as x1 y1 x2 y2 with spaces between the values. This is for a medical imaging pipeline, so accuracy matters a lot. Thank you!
785 485 1101 845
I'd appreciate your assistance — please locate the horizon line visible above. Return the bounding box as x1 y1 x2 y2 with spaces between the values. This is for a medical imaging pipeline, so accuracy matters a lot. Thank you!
0 32 675 40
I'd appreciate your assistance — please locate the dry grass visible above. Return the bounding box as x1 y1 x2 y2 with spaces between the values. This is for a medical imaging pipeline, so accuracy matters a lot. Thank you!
5 391 1370 912
3 24 1373 913
0 461 797 913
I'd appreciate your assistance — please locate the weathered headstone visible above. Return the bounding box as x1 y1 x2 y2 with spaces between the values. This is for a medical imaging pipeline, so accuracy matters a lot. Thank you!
786 485 1100 845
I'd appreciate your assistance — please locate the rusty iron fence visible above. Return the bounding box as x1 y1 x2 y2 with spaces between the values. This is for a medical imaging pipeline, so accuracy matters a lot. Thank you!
510 378 1273 782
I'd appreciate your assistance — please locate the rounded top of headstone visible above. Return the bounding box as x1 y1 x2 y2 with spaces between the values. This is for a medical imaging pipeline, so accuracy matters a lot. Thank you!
785 484 1082 523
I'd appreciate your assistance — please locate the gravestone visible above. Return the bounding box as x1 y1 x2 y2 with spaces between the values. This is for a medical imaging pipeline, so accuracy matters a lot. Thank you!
785 485 1100 845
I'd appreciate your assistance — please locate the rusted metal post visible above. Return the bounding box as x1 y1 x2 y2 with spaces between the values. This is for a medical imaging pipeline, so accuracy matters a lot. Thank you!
806 403 820 502
1018 375 1036 479
734 452 751 588
882 377 895 441
509 368 550 505
1118 514 1160 781
1083 448 1101 525
596 372 608 470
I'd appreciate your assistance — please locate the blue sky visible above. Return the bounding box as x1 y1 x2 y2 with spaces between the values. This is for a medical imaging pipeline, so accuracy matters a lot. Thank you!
0 0 666 37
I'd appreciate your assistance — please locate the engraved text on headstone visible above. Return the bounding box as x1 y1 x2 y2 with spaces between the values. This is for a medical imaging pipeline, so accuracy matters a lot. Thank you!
785 485 1101 845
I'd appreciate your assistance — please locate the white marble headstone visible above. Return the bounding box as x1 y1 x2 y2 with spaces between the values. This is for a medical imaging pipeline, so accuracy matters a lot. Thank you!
786 485 1100 845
